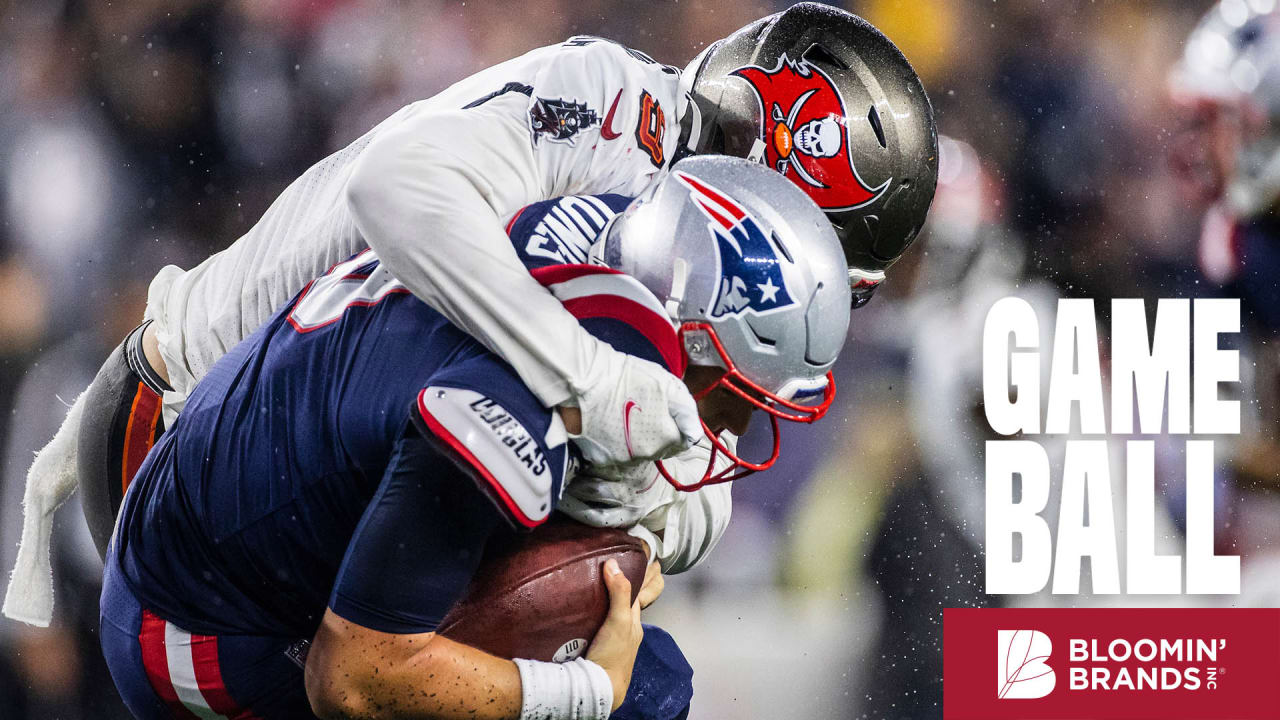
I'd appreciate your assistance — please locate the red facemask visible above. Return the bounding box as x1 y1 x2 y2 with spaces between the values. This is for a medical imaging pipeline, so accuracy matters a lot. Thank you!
656 321 835 492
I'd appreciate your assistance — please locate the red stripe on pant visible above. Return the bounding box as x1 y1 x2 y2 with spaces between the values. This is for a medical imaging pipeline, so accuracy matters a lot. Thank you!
190 632 258 720
138 610 260 720
139 610 202 720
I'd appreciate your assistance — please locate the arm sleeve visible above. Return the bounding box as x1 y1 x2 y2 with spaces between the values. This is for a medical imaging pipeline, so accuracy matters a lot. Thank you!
344 38 675 408
629 482 732 575
345 94 603 408
328 419 508 634
625 439 735 574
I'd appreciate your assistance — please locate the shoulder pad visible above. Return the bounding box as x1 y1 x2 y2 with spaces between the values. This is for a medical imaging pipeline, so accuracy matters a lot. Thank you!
526 38 683 188
560 36 681 77
417 386 567 529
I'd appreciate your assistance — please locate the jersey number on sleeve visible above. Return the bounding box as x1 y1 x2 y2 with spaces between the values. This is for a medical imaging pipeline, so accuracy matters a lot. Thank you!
287 250 409 333
635 90 666 168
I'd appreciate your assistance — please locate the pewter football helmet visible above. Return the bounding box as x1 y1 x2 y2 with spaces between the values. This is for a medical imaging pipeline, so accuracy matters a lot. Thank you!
678 2 939 304
597 155 851 488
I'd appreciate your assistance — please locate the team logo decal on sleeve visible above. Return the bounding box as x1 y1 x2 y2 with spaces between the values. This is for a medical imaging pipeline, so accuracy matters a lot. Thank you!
732 55 889 211
529 97 600 146
674 171 793 318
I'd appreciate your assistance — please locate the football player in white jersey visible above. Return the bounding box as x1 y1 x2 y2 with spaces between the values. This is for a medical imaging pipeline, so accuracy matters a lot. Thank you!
5 3 937 626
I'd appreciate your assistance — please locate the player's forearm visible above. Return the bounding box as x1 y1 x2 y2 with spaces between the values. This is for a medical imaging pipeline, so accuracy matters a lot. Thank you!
657 482 732 573
628 443 734 574
307 611 522 720
345 107 599 408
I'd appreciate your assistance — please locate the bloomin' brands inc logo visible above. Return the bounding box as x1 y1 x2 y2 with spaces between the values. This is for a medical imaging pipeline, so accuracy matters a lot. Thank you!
997 630 1055 699
947 609 1280 719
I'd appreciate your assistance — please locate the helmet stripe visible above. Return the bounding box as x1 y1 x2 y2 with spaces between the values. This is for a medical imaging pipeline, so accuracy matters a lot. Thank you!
673 171 746 227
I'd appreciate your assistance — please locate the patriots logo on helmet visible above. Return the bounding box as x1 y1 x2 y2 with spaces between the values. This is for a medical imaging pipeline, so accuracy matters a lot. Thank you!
529 97 600 146
732 55 889 211
674 171 794 319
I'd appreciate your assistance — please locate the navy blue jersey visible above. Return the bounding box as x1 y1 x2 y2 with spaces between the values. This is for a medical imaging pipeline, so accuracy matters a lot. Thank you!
111 193 676 638
507 193 631 268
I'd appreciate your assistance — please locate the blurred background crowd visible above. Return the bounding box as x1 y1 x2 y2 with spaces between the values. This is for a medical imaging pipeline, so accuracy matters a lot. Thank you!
1 0 1276 718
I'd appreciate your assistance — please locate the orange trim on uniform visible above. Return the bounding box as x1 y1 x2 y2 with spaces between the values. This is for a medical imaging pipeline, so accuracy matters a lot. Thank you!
121 382 163 495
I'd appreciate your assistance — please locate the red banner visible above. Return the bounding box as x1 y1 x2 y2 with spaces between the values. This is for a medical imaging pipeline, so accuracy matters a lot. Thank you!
943 608 1280 719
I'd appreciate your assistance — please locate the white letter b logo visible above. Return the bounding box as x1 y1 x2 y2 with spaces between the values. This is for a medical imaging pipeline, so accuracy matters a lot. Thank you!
997 630 1055 699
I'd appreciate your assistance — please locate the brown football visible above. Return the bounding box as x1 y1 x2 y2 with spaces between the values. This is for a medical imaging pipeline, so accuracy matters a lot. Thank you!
438 515 648 662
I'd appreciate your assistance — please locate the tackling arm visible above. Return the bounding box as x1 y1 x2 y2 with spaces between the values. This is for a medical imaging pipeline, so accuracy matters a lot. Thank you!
630 482 732 576
345 95 698 465
345 96 591 408
635 436 736 574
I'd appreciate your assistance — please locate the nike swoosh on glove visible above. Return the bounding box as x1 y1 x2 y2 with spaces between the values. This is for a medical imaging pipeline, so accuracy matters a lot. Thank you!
568 348 700 466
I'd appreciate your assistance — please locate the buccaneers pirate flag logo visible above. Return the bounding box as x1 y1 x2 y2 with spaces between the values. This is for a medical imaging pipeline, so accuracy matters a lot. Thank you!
732 55 889 211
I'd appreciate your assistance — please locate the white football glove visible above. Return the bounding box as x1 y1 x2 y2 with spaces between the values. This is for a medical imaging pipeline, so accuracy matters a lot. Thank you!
559 461 671 529
568 347 700 467
561 436 735 574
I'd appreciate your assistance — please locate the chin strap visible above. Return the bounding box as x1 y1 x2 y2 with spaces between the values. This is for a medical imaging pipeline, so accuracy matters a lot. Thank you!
675 42 717 162
670 96 703 167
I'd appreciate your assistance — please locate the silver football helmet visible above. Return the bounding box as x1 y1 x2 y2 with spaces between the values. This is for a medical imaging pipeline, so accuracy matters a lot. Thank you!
1170 0 1280 219
595 155 851 489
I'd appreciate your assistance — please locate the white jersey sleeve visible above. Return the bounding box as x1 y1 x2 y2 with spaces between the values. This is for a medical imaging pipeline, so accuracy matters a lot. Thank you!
346 38 683 407
628 437 737 574
628 477 733 575
145 37 682 413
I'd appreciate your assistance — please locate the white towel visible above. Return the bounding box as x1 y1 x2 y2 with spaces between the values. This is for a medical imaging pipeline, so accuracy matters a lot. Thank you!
2 391 86 627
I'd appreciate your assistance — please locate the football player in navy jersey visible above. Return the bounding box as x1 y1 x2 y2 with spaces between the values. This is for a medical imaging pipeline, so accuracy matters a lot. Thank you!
99 156 852 720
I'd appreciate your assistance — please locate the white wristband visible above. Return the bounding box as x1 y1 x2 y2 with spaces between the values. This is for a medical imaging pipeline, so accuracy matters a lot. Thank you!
515 656 613 720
